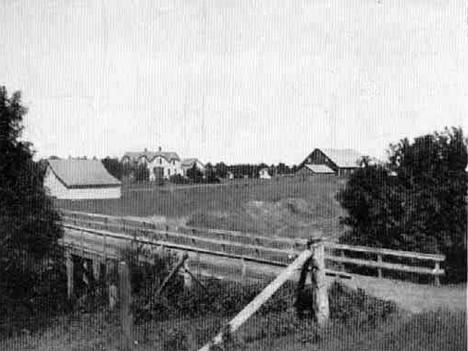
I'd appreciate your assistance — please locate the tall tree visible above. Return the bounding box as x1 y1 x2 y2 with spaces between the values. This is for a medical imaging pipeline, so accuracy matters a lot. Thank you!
337 127 467 282
102 157 123 180
0 87 64 317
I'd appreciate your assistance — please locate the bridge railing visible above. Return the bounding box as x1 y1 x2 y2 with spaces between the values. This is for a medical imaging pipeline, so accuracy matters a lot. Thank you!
60 210 446 285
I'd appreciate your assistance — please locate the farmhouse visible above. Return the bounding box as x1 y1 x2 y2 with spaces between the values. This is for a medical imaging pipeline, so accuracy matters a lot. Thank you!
299 148 363 177
44 159 122 199
122 147 182 180
181 158 205 176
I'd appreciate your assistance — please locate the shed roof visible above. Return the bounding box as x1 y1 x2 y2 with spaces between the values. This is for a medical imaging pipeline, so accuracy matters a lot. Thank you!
303 164 335 174
48 159 121 188
319 148 362 168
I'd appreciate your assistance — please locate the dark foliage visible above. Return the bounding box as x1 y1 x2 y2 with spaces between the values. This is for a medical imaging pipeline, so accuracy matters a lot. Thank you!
0 86 65 332
337 127 467 282
186 164 204 183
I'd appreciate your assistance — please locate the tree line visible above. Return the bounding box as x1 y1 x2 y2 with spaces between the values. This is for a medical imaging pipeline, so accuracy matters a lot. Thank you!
98 158 299 182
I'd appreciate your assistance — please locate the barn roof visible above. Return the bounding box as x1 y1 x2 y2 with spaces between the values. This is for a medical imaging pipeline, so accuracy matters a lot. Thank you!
303 164 335 173
48 159 121 188
319 148 363 168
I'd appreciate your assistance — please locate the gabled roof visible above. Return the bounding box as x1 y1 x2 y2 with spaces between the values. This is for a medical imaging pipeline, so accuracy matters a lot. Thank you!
48 159 121 188
303 164 335 174
181 158 204 168
122 150 180 162
318 148 362 168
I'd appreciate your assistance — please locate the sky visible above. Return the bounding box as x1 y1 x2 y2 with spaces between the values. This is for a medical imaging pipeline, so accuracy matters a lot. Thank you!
1 0 467 165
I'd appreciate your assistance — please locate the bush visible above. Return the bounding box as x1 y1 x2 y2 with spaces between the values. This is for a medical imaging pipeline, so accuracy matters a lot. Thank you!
337 127 467 282
169 174 190 185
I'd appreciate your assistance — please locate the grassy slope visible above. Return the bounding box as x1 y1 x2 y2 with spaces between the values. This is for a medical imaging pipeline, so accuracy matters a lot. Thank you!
57 177 346 238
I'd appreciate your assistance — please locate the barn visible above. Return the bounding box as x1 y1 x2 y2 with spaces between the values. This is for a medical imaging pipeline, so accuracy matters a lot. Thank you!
298 148 363 177
44 159 122 199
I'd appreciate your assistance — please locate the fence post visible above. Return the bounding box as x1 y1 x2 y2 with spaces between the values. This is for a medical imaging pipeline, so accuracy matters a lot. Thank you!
377 254 383 278
434 262 440 286
65 250 74 300
183 256 193 290
119 261 133 351
311 240 329 327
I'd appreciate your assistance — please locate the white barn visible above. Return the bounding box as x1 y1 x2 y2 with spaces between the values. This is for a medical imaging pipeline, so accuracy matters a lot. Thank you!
44 159 122 199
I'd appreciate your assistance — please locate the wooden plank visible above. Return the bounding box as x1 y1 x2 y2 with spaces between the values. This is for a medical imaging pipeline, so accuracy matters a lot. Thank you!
326 242 445 261
326 255 445 275
198 250 313 351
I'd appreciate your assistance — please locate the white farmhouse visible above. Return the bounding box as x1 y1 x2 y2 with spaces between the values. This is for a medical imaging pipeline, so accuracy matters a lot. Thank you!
122 147 182 180
44 159 122 199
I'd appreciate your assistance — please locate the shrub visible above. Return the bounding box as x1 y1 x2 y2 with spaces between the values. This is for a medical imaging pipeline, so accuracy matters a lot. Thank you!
337 127 467 282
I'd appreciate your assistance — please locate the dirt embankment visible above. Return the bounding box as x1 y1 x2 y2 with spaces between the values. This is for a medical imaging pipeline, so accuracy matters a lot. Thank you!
187 197 345 240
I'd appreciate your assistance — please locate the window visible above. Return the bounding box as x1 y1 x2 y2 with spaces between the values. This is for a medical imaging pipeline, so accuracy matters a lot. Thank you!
168 169 171 176
159 158 162 165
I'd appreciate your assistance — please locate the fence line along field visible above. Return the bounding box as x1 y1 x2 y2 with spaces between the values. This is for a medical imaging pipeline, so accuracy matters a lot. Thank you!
56 176 347 239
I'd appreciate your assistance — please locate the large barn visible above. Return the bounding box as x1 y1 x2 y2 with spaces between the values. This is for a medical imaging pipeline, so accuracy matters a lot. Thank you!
44 159 122 199
298 148 363 177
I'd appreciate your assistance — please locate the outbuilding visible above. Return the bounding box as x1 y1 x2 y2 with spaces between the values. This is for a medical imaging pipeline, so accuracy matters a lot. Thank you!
296 164 335 178
259 168 271 179
44 159 122 199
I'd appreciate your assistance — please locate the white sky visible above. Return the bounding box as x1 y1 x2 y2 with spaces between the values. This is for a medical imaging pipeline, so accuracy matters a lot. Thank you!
1 0 467 165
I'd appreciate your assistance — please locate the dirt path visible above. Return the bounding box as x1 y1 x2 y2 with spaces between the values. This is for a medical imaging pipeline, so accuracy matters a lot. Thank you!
336 274 466 313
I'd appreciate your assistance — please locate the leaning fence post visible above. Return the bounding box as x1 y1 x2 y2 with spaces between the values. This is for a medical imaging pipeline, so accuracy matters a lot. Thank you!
311 239 329 327
118 261 133 351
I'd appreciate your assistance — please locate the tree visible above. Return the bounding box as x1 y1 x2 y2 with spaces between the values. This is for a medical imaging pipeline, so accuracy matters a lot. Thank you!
214 162 228 178
186 164 203 183
102 157 123 180
0 87 64 318
337 127 467 282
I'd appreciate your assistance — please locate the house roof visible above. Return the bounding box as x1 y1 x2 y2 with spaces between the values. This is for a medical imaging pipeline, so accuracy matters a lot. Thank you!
48 159 121 188
319 148 363 168
122 150 180 162
181 158 204 168
303 164 335 174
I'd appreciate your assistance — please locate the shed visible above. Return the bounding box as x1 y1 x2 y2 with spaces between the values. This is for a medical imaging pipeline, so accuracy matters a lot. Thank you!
259 168 271 179
296 164 335 177
44 159 122 199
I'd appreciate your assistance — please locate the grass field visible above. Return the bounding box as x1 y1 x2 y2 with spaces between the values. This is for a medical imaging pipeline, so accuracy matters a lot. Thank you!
57 176 347 239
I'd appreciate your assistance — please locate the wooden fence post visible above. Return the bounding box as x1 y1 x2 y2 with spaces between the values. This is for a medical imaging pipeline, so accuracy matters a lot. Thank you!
119 261 133 351
65 250 74 300
434 262 440 286
311 240 329 327
183 256 193 289
377 254 383 278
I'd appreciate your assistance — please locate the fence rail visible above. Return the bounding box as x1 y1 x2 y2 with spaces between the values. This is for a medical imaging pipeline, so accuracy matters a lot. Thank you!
59 210 446 284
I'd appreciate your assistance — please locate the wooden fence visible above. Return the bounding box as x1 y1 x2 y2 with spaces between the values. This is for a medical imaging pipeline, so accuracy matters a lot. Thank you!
60 210 446 285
